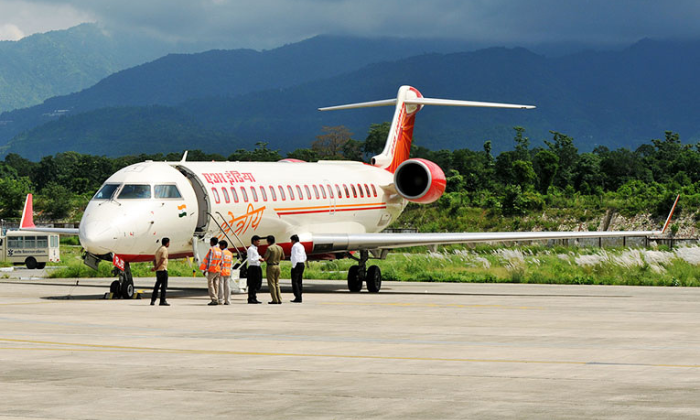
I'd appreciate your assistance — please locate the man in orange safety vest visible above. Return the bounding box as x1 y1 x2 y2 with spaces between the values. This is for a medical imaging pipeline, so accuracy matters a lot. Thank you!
218 240 234 305
200 237 222 305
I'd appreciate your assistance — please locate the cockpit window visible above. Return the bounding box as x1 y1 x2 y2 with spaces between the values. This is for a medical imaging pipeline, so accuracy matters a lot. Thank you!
118 184 152 199
154 185 182 199
94 184 120 200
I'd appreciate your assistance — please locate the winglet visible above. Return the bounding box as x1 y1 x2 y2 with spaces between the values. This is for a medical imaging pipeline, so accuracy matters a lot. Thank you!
661 194 680 234
20 194 36 229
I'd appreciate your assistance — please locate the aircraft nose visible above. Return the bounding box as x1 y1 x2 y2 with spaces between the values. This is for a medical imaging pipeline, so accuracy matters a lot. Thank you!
79 221 120 255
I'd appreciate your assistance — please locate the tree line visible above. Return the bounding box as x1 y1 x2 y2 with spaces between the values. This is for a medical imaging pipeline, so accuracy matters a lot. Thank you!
0 123 698 223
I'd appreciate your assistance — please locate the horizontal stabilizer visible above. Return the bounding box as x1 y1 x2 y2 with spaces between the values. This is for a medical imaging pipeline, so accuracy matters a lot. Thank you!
319 97 535 111
406 97 535 109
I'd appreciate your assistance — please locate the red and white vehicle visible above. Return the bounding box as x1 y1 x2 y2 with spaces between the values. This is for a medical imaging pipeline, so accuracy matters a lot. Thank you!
21 86 671 297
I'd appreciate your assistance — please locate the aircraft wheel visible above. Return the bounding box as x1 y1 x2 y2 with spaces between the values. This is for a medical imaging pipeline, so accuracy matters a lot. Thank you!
25 257 37 269
110 280 121 296
366 265 382 293
347 265 362 292
121 278 134 299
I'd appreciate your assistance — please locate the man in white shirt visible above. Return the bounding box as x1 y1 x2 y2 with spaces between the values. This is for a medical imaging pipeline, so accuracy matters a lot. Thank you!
290 234 307 303
246 235 264 304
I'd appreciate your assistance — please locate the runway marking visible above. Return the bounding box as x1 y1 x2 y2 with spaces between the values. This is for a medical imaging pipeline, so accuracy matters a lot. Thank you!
321 302 543 310
0 301 63 306
1 338 698 369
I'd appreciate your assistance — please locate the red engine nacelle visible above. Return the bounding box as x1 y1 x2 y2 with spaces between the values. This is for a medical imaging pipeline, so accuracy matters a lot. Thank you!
393 158 446 204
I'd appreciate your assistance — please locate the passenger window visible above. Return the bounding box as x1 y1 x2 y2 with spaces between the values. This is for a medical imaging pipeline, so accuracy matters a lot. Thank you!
251 187 258 202
304 185 312 200
24 236 36 248
8 236 21 248
212 188 221 204
94 184 120 200
364 184 371 197
118 184 151 199
287 185 295 200
37 236 48 248
269 186 277 201
260 186 267 201
222 188 230 203
278 186 286 201
335 184 343 198
371 185 378 197
319 185 326 199
231 187 239 203
326 184 334 199
240 187 249 202
154 185 182 199
343 184 350 198
357 184 364 198
296 186 303 200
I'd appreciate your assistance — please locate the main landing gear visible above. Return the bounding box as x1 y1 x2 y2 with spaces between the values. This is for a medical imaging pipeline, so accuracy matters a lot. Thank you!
110 262 135 299
347 250 382 293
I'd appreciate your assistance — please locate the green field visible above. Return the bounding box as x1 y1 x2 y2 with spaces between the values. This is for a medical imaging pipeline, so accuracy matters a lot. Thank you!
47 243 700 287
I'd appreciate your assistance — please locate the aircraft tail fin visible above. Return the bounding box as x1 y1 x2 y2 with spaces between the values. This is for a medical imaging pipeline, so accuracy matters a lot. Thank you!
20 194 36 229
319 85 535 173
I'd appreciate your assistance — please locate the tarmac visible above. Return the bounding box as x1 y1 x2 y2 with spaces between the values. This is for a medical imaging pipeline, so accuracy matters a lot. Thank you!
1 272 699 419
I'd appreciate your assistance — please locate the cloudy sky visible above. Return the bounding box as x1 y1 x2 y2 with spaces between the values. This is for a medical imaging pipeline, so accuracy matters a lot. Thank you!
1 0 700 49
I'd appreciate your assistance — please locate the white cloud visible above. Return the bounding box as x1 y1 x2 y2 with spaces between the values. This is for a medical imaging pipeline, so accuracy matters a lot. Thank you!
0 0 93 40
3 0 700 48
0 23 24 40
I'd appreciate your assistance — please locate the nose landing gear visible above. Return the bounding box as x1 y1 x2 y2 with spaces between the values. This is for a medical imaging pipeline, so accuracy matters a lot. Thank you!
111 262 135 299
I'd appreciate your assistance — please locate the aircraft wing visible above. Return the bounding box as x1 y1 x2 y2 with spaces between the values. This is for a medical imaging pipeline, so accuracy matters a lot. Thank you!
311 195 678 252
311 230 659 252
18 194 80 235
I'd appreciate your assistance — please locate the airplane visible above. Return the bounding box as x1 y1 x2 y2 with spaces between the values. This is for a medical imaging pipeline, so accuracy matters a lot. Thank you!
19 85 677 299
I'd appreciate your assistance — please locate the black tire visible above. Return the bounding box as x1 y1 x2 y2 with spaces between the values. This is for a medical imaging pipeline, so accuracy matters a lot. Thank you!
110 280 121 295
121 278 134 299
36 262 46 269
347 265 362 292
25 257 37 269
366 265 382 293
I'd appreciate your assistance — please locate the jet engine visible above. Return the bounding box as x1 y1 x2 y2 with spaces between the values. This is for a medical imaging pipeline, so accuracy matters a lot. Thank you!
393 158 446 204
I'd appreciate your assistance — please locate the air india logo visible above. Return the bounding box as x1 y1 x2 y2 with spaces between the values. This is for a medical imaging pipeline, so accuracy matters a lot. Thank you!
219 204 266 238
178 204 187 218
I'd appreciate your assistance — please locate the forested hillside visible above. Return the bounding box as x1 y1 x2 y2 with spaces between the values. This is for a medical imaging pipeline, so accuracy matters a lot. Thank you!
0 126 697 241
2 38 700 159
0 23 172 114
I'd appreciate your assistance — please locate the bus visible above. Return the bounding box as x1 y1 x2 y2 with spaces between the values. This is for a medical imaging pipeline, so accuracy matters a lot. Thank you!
0 231 60 269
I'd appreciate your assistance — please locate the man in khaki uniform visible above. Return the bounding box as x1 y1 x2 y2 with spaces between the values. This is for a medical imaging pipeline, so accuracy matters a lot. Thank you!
150 237 170 306
263 235 284 304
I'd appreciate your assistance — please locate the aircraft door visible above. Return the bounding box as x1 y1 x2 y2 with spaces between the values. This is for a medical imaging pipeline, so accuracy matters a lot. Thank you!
177 166 209 235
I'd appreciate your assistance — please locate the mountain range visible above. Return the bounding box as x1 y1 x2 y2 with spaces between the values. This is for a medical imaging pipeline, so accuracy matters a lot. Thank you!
1 29 699 159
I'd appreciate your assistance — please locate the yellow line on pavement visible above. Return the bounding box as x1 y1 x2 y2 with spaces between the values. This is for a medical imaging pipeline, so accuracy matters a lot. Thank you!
1 338 698 368
320 302 543 310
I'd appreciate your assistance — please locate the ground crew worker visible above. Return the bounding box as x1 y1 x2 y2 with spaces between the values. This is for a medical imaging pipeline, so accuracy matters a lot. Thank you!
150 237 170 306
290 234 307 303
263 235 284 304
218 240 233 305
200 237 222 305
246 235 264 304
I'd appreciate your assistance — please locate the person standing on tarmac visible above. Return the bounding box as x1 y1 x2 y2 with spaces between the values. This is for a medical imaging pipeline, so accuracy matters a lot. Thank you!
246 235 264 304
218 240 233 305
264 235 284 304
290 234 307 303
200 237 222 305
150 237 170 306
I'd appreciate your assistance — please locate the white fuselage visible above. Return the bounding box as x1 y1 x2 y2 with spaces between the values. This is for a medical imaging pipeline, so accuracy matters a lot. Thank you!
79 160 406 262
